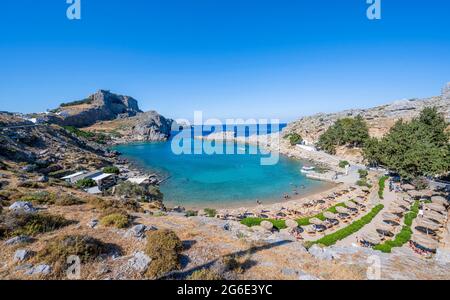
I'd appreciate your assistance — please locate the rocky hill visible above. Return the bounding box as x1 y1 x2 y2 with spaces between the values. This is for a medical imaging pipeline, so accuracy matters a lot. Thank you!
83 110 174 143
0 114 113 174
47 90 143 128
285 83 450 144
35 90 173 142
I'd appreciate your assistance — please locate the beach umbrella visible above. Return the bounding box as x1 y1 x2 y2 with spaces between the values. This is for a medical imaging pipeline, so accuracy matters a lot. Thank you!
388 205 406 214
407 190 424 199
361 186 370 193
345 201 358 209
285 219 299 229
416 219 441 232
402 184 415 191
309 218 324 226
382 212 400 222
411 234 438 252
424 203 447 214
323 211 338 220
431 196 448 207
423 211 447 224
376 223 396 236
360 232 381 245
336 206 350 214
393 199 411 209
303 225 316 234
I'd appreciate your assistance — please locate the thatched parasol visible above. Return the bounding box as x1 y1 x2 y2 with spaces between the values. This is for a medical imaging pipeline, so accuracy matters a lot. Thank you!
382 212 400 222
345 201 358 209
388 205 406 214
323 211 338 220
416 219 441 231
336 206 350 214
309 218 324 226
303 225 316 234
411 234 439 251
424 203 447 214
376 223 396 236
394 199 412 208
423 211 447 224
285 219 299 229
408 190 425 199
360 232 381 245
353 198 365 205
402 184 415 191
431 196 448 207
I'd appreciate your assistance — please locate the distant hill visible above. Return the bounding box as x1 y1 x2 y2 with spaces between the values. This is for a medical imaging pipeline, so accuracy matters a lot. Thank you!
285 82 450 144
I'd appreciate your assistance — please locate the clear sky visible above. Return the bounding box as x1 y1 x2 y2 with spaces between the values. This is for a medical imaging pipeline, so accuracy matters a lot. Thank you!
0 0 449 122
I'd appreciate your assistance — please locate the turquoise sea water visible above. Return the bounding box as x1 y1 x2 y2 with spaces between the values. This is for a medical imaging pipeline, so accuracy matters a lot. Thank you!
114 126 328 208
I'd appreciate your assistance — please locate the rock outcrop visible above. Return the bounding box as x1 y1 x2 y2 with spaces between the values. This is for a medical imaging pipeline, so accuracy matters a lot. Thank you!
47 90 142 128
285 83 450 143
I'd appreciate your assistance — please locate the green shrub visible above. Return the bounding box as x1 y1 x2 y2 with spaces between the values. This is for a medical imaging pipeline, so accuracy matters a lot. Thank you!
22 191 55 205
358 169 369 178
63 126 95 139
76 178 96 189
145 230 183 279
204 208 217 218
339 161 350 168
0 212 72 238
285 133 303 146
378 176 389 199
37 235 112 276
100 212 130 229
306 204 384 248
56 194 85 206
357 179 372 188
187 269 222 280
185 210 198 217
103 166 120 175
60 98 93 107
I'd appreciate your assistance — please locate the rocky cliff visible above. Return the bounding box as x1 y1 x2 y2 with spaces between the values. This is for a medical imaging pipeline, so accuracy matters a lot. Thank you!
285 83 450 143
41 90 173 142
48 90 143 128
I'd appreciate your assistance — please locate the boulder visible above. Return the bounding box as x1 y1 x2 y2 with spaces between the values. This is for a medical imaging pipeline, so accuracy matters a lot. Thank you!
14 249 33 262
128 252 152 272
9 201 36 213
125 224 156 239
308 245 335 261
87 219 99 229
260 221 274 231
4 235 33 246
25 264 52 276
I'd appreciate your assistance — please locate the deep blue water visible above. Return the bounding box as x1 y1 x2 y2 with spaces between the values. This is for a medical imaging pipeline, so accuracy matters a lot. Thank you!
114 124 328 208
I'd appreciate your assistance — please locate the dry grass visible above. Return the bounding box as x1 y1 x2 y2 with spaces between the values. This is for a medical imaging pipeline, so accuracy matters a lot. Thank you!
100 213 130 229
187 268 222 280
36 235 114 277
0 212 73 239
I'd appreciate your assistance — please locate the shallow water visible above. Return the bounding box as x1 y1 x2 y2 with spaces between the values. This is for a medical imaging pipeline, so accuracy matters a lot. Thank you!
114 126 328 208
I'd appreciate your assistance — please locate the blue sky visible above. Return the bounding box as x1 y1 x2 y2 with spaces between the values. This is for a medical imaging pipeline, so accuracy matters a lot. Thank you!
0 0 449 122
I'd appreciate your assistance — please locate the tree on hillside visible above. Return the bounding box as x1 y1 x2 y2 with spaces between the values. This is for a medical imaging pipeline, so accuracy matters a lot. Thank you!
317 115 369 154
362 107 450 179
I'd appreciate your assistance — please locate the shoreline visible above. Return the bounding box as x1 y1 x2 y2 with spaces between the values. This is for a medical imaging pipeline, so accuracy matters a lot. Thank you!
111 137 343 211
163 180 339 211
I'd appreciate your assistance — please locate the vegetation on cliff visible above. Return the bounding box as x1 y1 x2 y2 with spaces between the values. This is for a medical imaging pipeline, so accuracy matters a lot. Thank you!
363 107 450 179
317 115 369 154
